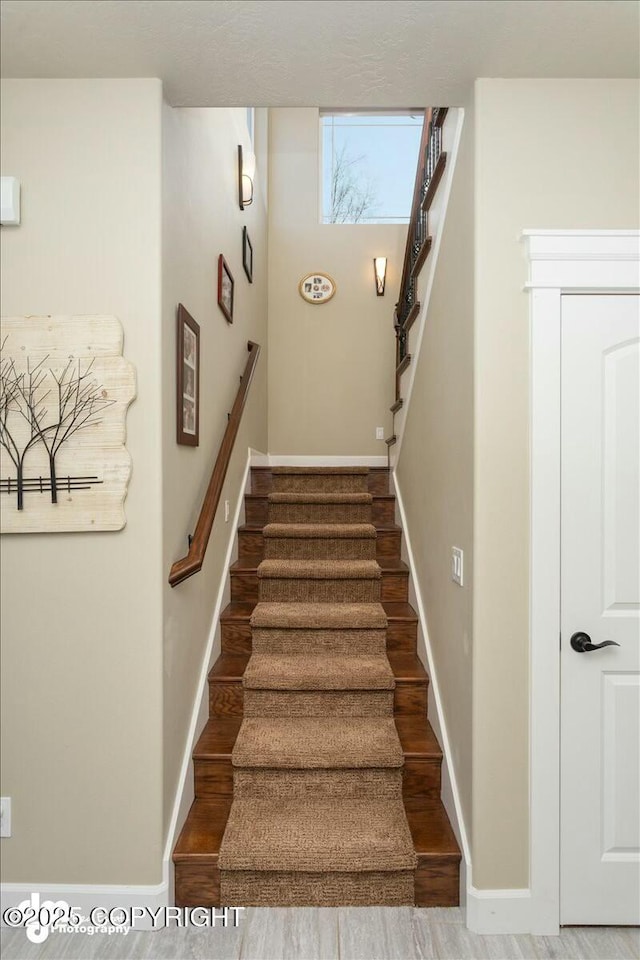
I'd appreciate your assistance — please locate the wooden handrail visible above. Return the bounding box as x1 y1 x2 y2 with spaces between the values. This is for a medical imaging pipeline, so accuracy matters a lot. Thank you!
169 340 260 587
397 108 432 321
393 107 448 401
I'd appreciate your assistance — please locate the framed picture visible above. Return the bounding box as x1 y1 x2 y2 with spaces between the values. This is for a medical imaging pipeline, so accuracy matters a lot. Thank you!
298 272 336 304
242 226 253 284
176 303 200 446
218 254 234 323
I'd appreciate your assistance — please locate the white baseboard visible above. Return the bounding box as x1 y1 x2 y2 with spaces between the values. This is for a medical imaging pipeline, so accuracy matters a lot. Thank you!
161 448 253 899
260 455 388 467
466 887 531 934
1 882 168 930
392 472 472 876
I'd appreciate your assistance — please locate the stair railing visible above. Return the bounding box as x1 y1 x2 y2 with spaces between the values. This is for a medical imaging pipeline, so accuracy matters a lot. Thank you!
169 340 260 587
394 107 448 400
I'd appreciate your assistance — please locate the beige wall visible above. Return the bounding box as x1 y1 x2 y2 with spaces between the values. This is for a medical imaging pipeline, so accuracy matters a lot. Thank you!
161 106 268 835
268 108 406 456
0 79 164 883
395 103 475 844
472 78 640 888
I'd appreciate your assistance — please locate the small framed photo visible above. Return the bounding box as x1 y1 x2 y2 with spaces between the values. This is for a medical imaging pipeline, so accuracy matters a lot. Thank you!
176 303 200 446
299 272 336 304
242 226 253 284
218 254 234 323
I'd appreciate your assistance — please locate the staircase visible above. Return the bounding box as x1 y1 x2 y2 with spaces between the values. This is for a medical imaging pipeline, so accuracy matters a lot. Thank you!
173 466 460 906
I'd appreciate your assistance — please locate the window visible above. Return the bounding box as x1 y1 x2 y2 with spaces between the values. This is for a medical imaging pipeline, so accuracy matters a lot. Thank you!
321 111 424 224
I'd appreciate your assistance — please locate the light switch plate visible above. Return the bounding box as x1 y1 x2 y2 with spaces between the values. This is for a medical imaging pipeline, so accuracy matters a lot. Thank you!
451 547 464 586
376 427 384 440
1 178 20 225
0 798 11 837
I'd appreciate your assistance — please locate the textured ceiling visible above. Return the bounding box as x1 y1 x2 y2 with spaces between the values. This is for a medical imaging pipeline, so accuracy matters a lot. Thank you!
1 0 638 106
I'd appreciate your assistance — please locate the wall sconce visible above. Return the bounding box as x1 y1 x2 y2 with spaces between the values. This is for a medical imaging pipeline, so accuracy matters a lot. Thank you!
373 257 387 296
238 145 256 210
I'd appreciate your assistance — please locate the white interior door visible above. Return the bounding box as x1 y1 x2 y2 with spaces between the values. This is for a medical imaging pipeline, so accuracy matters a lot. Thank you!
560 294 640 925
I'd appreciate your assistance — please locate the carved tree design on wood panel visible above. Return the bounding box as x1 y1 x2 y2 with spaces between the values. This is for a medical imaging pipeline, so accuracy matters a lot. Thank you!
0 343 113 510
0 315 136 533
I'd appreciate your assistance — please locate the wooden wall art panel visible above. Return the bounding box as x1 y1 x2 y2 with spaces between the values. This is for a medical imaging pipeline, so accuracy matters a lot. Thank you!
0 315 136 533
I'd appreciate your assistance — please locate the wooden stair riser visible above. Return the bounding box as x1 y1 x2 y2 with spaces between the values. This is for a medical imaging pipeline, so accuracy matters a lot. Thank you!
175 857 460 911
175 862 220 908
403 759 442 799
238 527 401 560
194 756 442 801
231 569 408 603
220 614 418 655
250 468 390 496
415 857 459 907
244 496 395 526
209 678 427 719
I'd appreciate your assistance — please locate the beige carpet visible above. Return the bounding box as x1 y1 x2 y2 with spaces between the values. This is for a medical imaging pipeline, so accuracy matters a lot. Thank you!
219 467 416 906
267 492 373 524
271 466 369 493
263 522 377 559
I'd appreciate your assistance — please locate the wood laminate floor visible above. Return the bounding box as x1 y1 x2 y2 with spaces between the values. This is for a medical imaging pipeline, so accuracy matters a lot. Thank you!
1 908 638 960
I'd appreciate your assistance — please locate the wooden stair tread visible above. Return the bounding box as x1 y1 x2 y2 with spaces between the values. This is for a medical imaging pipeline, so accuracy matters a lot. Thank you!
209 651 426 685
173 799 232 862
194 715 440 763
421 152 447 213
220 599 418 624
395 716 441 758
209 654 250 681
396 355 411 377
230 556 409 574
173 796 460 863
385 436 397 447
244 492 395 503
403 301 420 333
220 601 255 622
383 601 418 622
405 797 461 858
410 238 432 279
390 399 404 414
251 466 390 474
238 522 402 534
194 718 242 757
387 651 428 682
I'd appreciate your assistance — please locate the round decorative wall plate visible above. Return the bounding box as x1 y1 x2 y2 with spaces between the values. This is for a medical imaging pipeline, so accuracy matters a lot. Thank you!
298 273 336 304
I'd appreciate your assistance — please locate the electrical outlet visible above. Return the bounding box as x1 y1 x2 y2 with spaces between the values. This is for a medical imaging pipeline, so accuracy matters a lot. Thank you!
375 427 385 440
451 547 464 586
0 798 11 837
224 500 230 523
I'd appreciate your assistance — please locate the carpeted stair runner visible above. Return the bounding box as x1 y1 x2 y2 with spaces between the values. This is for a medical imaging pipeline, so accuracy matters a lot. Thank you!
263 523 377 560
271 466 369 493
258 559 381 603
267 492 372 524
219 467 417 906
250 602 388 655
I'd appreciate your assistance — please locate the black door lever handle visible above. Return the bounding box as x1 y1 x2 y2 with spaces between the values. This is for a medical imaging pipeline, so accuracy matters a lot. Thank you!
570 631 620 653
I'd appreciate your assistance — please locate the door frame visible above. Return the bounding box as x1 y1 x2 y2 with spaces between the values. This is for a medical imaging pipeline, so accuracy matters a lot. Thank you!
524 230 640 935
